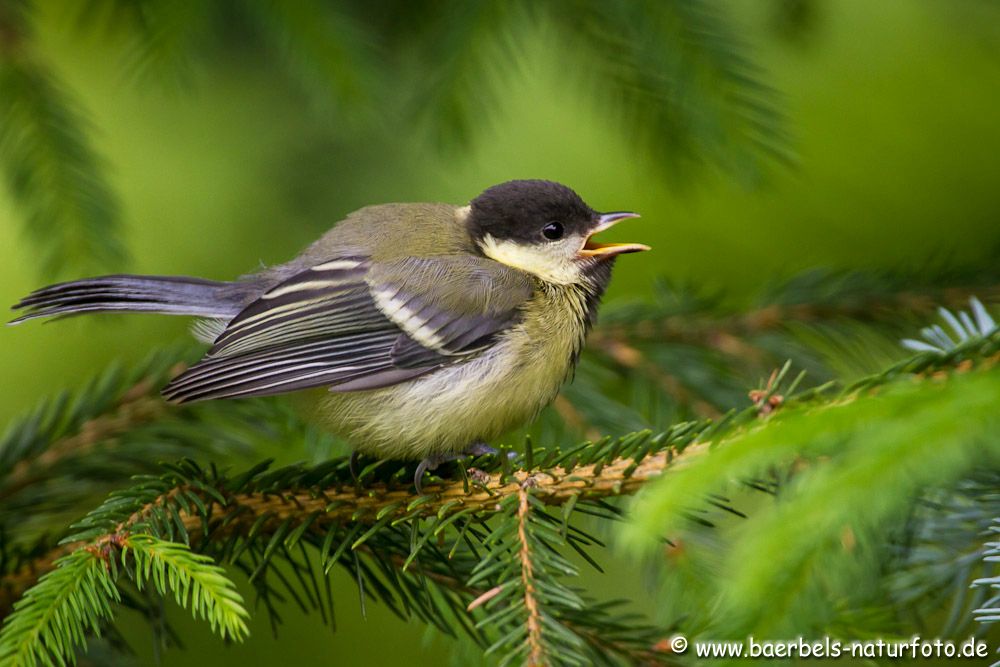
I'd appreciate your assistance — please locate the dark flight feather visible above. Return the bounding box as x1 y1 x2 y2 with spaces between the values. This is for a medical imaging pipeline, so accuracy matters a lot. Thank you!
10 275 241 323
161 256 534 403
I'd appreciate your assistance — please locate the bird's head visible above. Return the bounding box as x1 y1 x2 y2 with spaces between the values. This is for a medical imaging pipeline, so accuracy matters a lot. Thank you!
464 180 649 285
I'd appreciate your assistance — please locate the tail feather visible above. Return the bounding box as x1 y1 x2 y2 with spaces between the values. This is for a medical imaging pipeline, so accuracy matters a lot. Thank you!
9 274 243 324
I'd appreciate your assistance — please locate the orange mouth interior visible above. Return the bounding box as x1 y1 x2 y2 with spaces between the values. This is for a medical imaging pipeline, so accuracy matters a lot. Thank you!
579 235 651 257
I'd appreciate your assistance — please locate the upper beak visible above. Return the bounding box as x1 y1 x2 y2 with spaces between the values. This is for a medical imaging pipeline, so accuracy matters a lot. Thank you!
579 211 650 258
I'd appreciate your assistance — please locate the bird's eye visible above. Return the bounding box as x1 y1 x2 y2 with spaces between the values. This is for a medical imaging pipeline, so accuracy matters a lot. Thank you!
542 222 564 240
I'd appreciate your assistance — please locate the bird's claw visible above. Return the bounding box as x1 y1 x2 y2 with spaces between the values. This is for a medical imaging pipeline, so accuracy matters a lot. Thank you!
414 454 446 495
413 443 512 493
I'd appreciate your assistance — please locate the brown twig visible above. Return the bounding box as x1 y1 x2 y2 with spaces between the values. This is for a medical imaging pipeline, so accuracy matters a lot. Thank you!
573 623 674 666
0 1 26 56
516 479 544 666
596 338 722 419
552 395 601 441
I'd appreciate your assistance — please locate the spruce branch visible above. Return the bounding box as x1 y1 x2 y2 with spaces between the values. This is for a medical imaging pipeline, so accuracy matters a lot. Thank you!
902 297 998 354
973 521 1000 631
69 434 707 562
1 324 998 663
891 472 1000 636
0 346 263 549
575 273 1000 432
242 0 373 115
563 0 790 179
593 276 1000 352
118 1 213 87
0 293 997 663
621 307 1000 637
466 478 677 666
0 433 705 641
68 0 215 87
0 378 169 505
0 534 248 666
0 0 126 278
404 0 528 150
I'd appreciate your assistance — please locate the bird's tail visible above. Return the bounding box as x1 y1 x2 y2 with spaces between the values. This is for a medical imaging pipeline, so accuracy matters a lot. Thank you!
9 274 243 324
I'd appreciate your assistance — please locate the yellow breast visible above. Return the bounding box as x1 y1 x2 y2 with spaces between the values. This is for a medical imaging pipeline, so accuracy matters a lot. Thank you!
319 284 590 459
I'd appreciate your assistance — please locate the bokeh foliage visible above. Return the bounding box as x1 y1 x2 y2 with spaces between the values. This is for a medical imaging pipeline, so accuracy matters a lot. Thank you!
2 0 1000 665
0 0 786 284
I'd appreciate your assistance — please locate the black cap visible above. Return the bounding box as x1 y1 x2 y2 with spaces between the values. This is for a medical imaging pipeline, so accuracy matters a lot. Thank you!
467 180 597 244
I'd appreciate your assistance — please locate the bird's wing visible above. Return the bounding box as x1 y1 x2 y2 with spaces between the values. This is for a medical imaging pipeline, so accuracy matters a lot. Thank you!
368 256 535 368
161 255 534 402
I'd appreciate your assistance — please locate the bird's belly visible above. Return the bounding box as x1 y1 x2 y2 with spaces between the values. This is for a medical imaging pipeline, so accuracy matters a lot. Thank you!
320 335 573 459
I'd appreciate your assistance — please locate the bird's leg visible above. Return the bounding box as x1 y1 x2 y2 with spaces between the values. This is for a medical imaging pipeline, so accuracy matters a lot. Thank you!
465 442 519 461
413 442 512 493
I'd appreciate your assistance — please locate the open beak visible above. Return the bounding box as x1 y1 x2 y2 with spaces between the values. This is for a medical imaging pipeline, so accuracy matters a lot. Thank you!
579 211 650 258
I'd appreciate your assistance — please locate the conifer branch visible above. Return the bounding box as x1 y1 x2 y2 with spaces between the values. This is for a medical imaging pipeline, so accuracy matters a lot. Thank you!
0 1 126 278
0 534 248 666
619 300 1000 638
2 323 997 664
0 346 267 552
0 438 708 611
0 296 996 663
3 324 997 602
242 0 372 113
0 380 170 504
580 277 1000 427
593 279 1000 353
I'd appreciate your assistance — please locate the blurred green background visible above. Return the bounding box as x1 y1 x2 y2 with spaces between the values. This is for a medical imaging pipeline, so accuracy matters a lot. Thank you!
2 1 999 664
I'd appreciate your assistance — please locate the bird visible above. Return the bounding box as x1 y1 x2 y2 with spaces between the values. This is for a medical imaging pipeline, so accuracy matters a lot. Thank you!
10 180 649 492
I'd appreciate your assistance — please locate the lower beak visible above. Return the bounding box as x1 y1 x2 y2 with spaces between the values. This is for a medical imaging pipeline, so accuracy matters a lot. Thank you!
579 211 650 258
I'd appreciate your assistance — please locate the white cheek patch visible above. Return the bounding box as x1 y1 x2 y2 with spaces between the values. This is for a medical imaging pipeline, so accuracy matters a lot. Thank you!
479 235 582 285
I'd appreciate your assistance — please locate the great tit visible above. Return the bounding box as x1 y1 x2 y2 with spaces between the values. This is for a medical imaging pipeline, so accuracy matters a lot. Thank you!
10 180 648 490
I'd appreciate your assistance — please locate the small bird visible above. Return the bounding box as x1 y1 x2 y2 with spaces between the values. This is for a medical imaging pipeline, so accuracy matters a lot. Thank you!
10 180 648 490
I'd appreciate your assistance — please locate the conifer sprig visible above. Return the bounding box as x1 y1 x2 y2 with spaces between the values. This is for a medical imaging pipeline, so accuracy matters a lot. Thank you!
595 274 1000 351
973 520 1000 629
124 535 248 640
0 533 248 667
0 550 118 667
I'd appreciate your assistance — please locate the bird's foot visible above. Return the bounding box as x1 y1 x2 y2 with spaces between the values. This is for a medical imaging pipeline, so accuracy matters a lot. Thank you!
463 442 518 461
413 454 448 495
413 442 514 494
